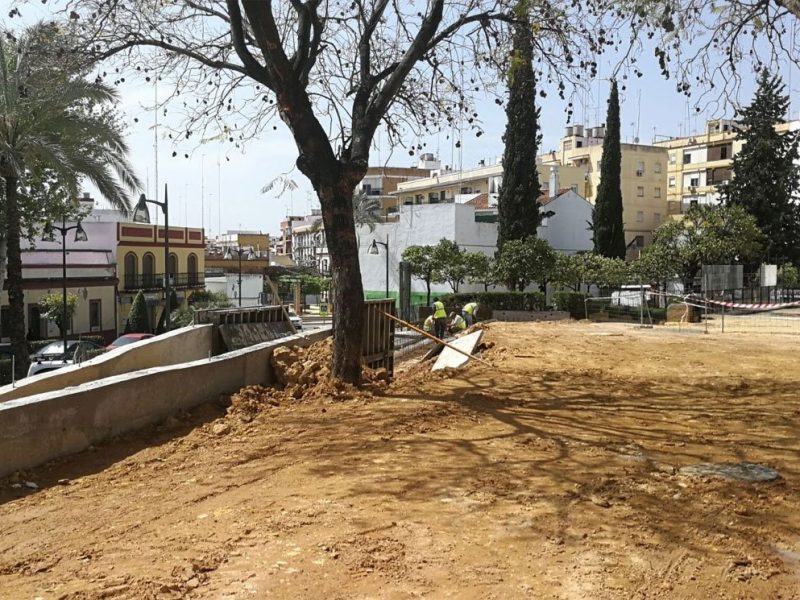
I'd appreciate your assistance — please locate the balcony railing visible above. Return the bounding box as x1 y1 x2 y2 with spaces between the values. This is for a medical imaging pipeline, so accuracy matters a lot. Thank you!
123 272 205 291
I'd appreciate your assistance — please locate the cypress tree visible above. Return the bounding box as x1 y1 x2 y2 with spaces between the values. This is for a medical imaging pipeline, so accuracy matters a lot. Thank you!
719 71 800 265
127 290 152 334
496 1 542 251
593 80 627 259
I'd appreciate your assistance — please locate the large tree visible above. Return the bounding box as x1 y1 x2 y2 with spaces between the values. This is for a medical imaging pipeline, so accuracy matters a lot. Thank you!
592 80 626 260
719 72 800 265
643 204 764 290
494 237 556 292
0 23 139 377
496 0 541 250
50 0 644 384
402 245 437 306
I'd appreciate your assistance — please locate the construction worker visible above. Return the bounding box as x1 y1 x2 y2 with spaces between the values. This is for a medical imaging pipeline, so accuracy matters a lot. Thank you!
462 300 478 326
432 297 447 339
448 311 467 334
423 314 434 333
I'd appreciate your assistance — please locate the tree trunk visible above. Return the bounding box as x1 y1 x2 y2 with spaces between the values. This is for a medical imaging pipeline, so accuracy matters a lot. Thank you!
425 282 431 306
317 179 364 385
4 177 30 379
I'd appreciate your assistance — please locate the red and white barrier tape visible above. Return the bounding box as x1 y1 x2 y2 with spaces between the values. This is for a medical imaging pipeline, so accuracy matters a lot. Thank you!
689 296 800 311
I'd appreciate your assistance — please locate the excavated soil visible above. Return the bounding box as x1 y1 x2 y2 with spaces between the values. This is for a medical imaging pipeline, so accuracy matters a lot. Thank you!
2 321 800 599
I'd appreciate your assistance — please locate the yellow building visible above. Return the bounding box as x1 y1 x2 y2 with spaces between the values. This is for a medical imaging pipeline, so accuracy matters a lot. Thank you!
117 222 206 331
540 125 669 256
653 118 800 215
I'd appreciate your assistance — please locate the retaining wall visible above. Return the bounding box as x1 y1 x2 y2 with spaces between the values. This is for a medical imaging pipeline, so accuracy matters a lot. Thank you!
0 325 215 404
0 328 331 478
491 310 570 322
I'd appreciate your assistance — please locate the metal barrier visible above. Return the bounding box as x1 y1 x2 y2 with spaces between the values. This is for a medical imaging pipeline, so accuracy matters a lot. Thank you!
362 299 395 374
194 305 289 326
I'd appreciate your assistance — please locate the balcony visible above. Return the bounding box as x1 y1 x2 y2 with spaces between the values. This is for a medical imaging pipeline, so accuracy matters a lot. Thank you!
123 272 205 291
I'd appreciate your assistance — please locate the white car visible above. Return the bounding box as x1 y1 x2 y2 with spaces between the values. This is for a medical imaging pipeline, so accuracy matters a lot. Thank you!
27 340 105 377
286 308 303 330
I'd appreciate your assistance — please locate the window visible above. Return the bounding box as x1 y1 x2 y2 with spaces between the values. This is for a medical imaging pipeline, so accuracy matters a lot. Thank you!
690 177 700 187
669 152 676 165
414 194 423 204
636 161 645 176
428 192 438 203
89 300 101 331
576 140 583 148
636 211 644 223
124 252 138 289
720 146 728 159
654 213 661 225
188 253 198 285
654 162 662 173
668 176 676 188
636 186 644 197
142 253 156 287
634 235 645 248
563 140 573 151
654 187 661 198
168 253 178 276
683 153 691 164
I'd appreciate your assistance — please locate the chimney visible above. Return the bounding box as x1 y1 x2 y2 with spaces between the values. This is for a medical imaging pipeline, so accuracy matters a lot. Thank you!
549 166 559 197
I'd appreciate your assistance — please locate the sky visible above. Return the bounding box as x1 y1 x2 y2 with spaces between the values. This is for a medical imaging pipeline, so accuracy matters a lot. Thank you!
3 1 798 238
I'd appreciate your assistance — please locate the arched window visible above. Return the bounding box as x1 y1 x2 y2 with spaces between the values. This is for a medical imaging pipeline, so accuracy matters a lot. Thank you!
187 253 198 285
124 252 138 289
168 253 178 277
142 253 155 287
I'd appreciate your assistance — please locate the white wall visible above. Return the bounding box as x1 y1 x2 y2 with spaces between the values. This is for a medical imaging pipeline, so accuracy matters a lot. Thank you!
358 201 593 297
206 273 263 306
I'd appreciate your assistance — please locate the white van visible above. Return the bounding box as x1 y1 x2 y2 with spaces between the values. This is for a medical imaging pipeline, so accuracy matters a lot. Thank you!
611 285 651 307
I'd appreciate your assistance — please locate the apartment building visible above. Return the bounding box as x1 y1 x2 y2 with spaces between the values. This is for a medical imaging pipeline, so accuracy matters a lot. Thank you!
393 160 587 210
540 125 669 255
653 118 800 214
360 155 438 215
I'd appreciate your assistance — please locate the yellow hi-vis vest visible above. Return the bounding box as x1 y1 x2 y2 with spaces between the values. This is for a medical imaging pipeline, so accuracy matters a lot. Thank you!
463 302 477 315
423 315 434 332
433 301 446 319
452 315 467 331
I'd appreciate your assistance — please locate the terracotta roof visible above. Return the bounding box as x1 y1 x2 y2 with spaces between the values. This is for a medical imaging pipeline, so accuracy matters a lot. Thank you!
466 192 490 209
536 188 571 206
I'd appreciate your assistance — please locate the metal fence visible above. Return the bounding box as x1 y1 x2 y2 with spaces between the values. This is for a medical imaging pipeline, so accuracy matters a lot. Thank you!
362 299 395 374
123 272 204 291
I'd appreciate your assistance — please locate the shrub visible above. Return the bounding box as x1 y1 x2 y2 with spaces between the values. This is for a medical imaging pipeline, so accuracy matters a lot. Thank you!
440 292 547 314
553 292 590 319
28 335 106 354
127 290 151 333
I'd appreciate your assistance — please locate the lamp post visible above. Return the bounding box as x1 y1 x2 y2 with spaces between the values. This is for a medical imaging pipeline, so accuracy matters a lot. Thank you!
368 236 390 299
42 216 88 359
133 184 170 331
224 246 256 306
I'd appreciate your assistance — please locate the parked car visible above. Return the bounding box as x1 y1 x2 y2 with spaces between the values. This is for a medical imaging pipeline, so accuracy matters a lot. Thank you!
286 308 303 331
27 340 105 377
106 333 155 351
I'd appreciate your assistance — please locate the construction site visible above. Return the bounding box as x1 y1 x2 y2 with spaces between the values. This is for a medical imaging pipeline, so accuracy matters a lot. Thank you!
1 317 799 599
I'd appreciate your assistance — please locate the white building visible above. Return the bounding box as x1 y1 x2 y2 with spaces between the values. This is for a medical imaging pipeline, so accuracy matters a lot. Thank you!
205 273 264 307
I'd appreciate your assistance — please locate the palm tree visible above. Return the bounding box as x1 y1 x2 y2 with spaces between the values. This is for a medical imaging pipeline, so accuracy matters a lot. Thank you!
353 191 382 232
0 23 140 377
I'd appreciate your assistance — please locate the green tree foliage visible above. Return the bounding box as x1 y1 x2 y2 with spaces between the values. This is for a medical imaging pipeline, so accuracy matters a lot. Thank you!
496 2 542 250
126 291 152 334
644 204 764 288
592 80 627 259
551 252 594 291
464 252 494 292
494 237 557 292
719 72 800 265
38 291 78 337
431 239 470 293
0 23 139 378
778 264 800 289
402 245 437 305
588 255 632 289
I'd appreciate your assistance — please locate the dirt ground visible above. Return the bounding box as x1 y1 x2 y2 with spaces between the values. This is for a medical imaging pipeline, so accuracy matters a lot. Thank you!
2 321 800 600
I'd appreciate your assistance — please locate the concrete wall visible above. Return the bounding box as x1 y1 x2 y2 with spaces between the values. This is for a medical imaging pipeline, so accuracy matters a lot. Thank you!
0 325 214 404
0 328 330 477
539 191 594 254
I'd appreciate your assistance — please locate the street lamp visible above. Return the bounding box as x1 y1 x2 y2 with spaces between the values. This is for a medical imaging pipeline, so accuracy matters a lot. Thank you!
133 184 170 331
42 216 88 360
224 246 256 306
368 236 389 299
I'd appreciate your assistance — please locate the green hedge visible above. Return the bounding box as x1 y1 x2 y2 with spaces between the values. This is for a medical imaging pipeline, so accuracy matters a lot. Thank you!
28 335 106 354
440 292 547 313
553 292 590 319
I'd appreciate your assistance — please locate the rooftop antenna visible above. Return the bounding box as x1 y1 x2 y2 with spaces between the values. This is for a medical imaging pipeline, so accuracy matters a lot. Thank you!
635 89 642 142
